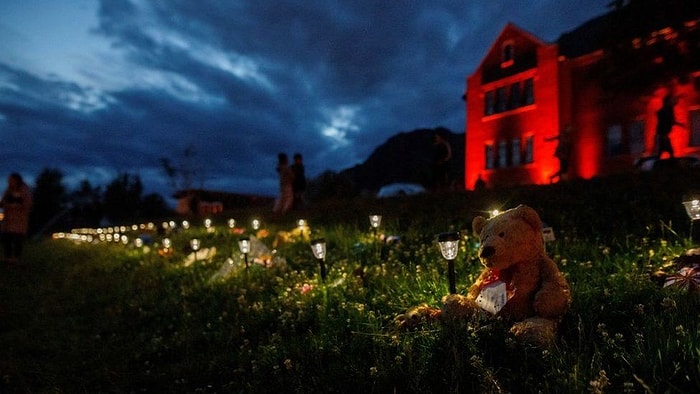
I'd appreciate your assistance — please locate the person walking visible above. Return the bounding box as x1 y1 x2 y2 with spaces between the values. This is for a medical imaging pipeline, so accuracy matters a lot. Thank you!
655 94 684 159
1 173 32 265
546 125 573 183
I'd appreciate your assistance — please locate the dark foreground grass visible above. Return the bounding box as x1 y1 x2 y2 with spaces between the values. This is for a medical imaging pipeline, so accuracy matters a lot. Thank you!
1 169 700 393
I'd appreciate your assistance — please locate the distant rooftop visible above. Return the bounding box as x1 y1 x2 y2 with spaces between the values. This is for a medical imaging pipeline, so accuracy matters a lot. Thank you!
557 1 700 58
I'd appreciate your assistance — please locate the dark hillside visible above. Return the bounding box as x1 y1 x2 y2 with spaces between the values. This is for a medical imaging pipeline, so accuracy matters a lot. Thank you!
339 127 464 192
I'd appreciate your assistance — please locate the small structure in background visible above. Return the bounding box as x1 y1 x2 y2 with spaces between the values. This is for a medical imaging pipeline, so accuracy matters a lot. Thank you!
173 189 274 216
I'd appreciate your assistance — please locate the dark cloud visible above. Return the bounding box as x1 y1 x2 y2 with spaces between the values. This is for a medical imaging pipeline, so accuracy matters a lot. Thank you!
0 0 612 200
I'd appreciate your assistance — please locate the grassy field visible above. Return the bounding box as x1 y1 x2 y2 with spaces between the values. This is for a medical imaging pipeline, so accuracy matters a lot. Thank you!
2 169 700 393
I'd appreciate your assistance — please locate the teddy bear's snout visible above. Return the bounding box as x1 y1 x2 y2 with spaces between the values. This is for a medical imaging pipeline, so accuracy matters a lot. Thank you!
480 245 496 259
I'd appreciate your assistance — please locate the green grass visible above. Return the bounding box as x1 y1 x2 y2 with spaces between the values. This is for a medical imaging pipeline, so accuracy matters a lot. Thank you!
2 169 700 393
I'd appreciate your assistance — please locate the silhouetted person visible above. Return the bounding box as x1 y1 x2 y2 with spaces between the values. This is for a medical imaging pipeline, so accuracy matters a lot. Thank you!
474 173 487 191
546 125 572 183
655 94 684 160
432 130 452 191
1 173 32 265
273 153 294 215
291 153 306 210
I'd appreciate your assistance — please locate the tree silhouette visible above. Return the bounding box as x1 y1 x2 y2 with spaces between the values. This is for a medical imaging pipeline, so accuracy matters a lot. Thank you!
30 168 67 233
69 180 103 228
159 143 204 192
103 173 143 223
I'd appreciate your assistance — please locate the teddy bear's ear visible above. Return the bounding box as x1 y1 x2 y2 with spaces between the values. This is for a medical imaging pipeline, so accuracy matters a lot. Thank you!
472 216 487 236
513 205 542 231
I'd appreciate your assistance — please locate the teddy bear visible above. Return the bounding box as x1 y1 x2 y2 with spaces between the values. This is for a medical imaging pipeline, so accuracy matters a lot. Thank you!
396 204 571 347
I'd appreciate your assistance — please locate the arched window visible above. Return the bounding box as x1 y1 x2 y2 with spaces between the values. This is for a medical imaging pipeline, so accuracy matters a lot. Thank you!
501 41 514 67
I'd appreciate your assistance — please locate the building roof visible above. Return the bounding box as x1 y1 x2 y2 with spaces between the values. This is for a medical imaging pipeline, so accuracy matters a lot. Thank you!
557 1 700 59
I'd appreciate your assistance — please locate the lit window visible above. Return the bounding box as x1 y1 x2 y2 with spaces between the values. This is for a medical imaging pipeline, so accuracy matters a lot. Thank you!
485 143 495 169
629 120 646 154
690 109 700 147
606 124 624 156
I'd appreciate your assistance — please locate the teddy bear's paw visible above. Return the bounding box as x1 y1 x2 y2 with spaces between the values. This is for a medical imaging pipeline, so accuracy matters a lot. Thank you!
393 304 441 331
440 294 480 320
510 317 558 348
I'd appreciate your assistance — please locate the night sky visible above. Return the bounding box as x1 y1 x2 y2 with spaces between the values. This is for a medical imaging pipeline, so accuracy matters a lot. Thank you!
0 0 613 201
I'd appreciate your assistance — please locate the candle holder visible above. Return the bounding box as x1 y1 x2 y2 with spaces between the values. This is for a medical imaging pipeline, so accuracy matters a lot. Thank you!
438 232 460 294
310 238 327 281
238 236 251 269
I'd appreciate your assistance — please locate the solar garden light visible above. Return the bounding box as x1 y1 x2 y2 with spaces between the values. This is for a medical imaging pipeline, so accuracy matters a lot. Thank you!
369 214 382 231
310 238 328 281
298 219 308 238
162 237 172 250
238 236 251 269
438 232 460 294
190 238 201 261
228 218 236 229
204 218 213 232
683 199 700 221
683 199 700 243
182 220 190 230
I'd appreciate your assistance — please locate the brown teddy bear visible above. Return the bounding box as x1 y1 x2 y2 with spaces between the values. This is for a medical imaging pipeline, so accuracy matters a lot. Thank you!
396 205 571 347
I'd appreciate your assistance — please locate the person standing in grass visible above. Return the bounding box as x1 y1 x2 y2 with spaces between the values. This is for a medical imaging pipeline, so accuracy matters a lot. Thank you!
291 153 307 210
273 153 294 215
1 173 32 266
432 130 452 191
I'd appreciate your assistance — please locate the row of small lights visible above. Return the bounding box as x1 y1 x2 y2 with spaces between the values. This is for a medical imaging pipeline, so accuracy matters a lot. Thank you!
50 198 700 290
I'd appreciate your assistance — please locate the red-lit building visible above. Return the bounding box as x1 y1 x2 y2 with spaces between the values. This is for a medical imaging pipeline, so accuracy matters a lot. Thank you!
464 4 700 190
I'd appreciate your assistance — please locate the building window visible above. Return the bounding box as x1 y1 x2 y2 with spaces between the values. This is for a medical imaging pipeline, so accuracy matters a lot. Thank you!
629 120 646 154
485 143 495 169
511 138 521 165
523 78 534 105
508 82 521 110
496 87 507 113
524 136 534 163
606 124 624 156
690 109 700 147
484 78 534 116
485 91 495 116
501 42 514 68
498 141 508 168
